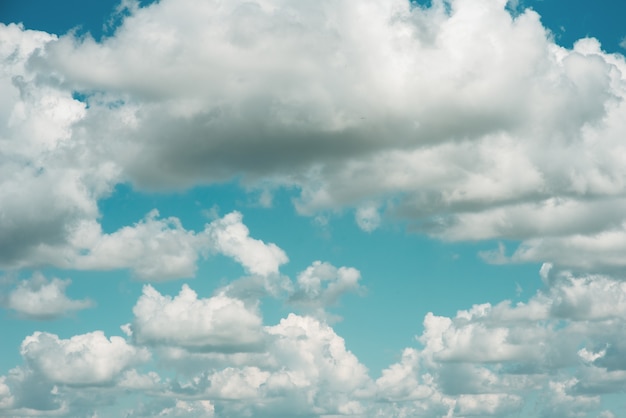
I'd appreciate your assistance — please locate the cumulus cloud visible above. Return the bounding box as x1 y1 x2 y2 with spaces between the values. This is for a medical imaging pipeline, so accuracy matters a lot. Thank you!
288 261 364 316
0 23 120 270
0 207 287 281
205 211 288 277
0 377 14 410
20 331 150 385
163 312 373 417
131 284 265 352
4 272 93 319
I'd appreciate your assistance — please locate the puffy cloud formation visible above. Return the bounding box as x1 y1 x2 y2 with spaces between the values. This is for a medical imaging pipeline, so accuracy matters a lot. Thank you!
289 261 363 316
205 212 288 277
4 272 93 319
0 0 625 272
160 313 373 417
131 284 265 352
0 272 625 416
368 265 626 417
20 331 149 385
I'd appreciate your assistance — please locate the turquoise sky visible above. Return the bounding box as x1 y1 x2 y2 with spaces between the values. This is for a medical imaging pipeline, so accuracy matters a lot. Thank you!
1 1 626 417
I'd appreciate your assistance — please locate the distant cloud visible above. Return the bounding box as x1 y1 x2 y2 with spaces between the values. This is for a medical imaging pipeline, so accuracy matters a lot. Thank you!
355 202 381 232
4 273 92 319
288 261 364 317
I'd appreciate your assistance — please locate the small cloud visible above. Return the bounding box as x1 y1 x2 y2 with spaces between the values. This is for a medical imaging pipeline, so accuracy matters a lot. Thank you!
202 204 220 220
620 36 626 49
355 202 381 232
288 261 365 320
478 242 508 264
5 273 93 320
515 282 523 297
257 189 273 208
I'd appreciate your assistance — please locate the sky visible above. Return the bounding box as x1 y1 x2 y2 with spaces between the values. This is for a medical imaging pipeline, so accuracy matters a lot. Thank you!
1 0 626 417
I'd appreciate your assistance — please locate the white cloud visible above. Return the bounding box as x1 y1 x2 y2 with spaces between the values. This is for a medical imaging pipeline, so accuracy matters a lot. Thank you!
5 272 93 319
20 331 149 385
71 211 203 280
0 376 14 409
118 369 162 391
3 209 287 281
0 24 121 271
355 202 381 232
376 348 433 401
167 312 374 417
157 400 215 417
205 211 288 277
131 284 265 352
454 393 523 416
289 261 363 316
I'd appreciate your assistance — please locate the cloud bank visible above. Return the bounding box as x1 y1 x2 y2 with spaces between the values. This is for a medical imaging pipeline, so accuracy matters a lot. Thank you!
1 0 625 273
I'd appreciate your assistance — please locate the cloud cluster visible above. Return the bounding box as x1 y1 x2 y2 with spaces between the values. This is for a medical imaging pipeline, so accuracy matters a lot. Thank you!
2 266 625 417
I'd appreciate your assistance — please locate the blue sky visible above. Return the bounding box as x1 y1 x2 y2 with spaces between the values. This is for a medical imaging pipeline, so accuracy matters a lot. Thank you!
1 0 626 417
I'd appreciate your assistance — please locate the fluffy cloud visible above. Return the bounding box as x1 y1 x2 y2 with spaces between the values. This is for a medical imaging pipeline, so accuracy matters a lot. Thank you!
20 331 149 385
205 211 288 277
288 261 363 316
0 23 120 271
0 377 13 410
131 284 265 352
4 272 93 319
163 313 373 417
0 206 287 281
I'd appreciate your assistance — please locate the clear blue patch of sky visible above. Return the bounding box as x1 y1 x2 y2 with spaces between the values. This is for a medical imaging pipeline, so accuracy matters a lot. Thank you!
0 0 157 39
525 0 626 53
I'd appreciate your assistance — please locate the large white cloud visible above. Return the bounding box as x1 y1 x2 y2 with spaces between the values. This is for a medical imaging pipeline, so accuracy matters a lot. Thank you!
1 0 626 272
9 0 623 271
4 272 93 319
